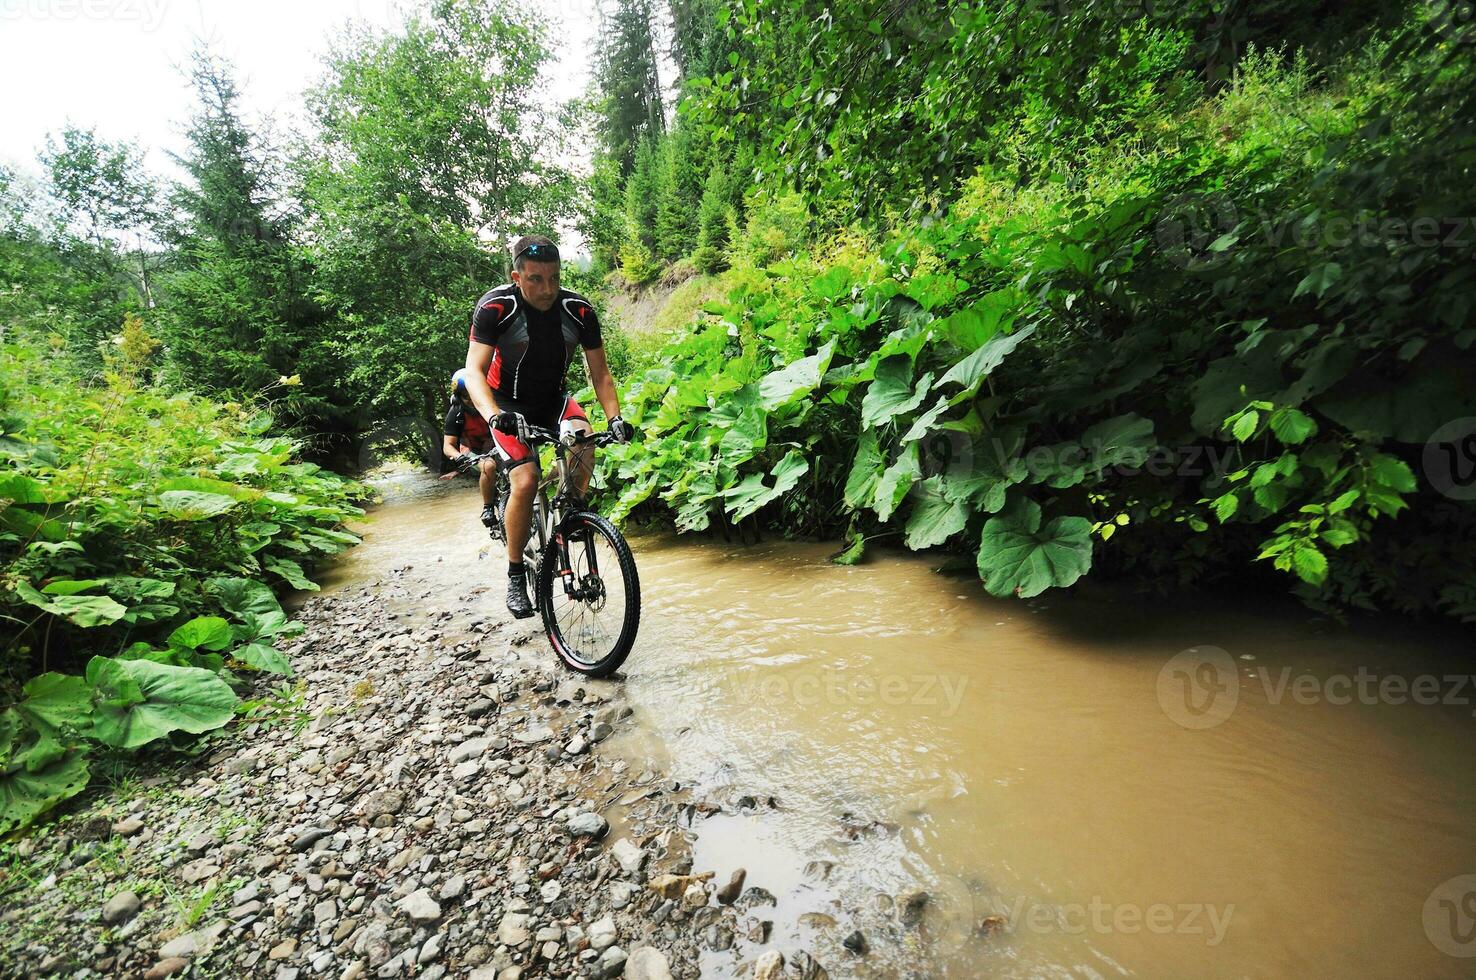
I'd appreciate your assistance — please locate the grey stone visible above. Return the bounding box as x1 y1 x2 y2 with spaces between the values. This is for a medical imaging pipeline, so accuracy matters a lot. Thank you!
397 889 441 924
102 890 141 925
566 812 608 839
625 946 673 980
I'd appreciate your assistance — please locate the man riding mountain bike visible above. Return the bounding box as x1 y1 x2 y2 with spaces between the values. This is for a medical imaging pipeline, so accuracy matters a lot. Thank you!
461 235 634 619
442 368 500 530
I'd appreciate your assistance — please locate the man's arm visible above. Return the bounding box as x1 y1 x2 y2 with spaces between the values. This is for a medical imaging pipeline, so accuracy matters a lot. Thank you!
584 346 621 422
442 435 463 461
465 343 501 423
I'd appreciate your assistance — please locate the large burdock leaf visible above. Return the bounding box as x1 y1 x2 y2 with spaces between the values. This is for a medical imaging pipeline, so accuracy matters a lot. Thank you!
206 577 282 618
233 643 293 676
938 325 1035 394
977 498 1093 598
18 673 93 734
156 490 239 521
843 430 885 509
723 451 810 522
265 557 319 592
1 710 92 834
758 341 835 411
860 357 933 427
873 443 921 522
168 616 234 652
85 657 238 749
904 477 970 550
14 581 127 627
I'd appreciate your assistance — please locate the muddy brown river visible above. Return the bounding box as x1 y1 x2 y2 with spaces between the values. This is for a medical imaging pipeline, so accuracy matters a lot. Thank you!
325 472 1476 978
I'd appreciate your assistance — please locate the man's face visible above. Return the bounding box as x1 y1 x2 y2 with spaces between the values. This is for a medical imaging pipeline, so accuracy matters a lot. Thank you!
512 259 560 311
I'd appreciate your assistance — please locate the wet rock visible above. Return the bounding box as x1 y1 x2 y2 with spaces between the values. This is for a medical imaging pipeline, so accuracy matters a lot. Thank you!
715 868 745 905
737 886 777 909
791 950 830 979
682 882 708 908
978 914 1008 937
798 912 837 930
648 872 713 901
753 950 785 980
144 958 191 979
802 860 834 882
897 888 929 927
292 826 334 852
514 723 554 743
397 889 442 923
611 839 646 875
842 930 868 954
566 811 609 839
112 817 145 837
625 946 672 980
102 889 140 925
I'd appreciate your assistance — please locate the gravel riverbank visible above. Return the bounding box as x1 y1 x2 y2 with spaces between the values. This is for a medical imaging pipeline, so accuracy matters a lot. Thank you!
0 562 857 979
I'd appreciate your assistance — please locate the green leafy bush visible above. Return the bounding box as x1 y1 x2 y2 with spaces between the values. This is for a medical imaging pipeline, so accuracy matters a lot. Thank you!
0 322 366 831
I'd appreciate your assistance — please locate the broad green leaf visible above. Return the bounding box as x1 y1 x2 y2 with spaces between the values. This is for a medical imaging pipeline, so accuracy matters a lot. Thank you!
0 714 91 835
15 582 128 627
830 532 866 566
977 498 1094 598
843 430 885 509
85 657 238 750
0 473 66 504
1290 544 1329 585
168 616 234 652
937 325 1035 392
156 490 240 521
1268 408 1316 445
233 643 293 676
1232 411 1260 442
904 478 970 550
156 475 261 502
265 557 319 591
901 396 949 443
19 673 93 734
873 443 920 522
1081 413 1155 472
206 577 282 618
105 577 176 601
757 341 835 411
860 357 932 427
40 579 107 596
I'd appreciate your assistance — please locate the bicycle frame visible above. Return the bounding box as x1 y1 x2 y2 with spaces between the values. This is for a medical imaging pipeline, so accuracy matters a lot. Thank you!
474 426 616 608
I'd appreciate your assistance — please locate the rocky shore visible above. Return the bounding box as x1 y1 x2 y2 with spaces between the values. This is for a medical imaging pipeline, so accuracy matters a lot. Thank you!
1 566 898 979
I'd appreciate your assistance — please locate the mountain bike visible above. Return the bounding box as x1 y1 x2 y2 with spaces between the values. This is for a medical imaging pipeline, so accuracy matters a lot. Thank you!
472 425 640 677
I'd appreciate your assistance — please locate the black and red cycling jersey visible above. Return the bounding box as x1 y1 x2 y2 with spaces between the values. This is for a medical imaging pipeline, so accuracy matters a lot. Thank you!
444 401 493 451
470 284 604 412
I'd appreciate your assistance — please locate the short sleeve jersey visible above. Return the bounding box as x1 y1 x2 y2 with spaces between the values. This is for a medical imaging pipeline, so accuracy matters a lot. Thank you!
443 400 491 445
470 285 603 409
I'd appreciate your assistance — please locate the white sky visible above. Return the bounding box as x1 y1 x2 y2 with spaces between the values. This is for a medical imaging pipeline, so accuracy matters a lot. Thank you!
0 0 603 189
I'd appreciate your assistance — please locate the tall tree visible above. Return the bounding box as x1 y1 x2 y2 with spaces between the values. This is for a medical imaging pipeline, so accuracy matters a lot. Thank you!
594 0 666 177
158 50 342 439
304 0 572 439
40 126 162 307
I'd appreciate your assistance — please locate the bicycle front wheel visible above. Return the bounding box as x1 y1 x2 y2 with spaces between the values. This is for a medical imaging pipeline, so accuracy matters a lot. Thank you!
537 511 640 677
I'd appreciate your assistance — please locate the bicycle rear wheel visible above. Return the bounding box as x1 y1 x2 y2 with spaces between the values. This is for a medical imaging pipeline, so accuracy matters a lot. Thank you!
537 511 640 677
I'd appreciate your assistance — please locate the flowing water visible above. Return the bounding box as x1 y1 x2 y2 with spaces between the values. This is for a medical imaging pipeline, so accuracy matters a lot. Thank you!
326 473 1476 978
